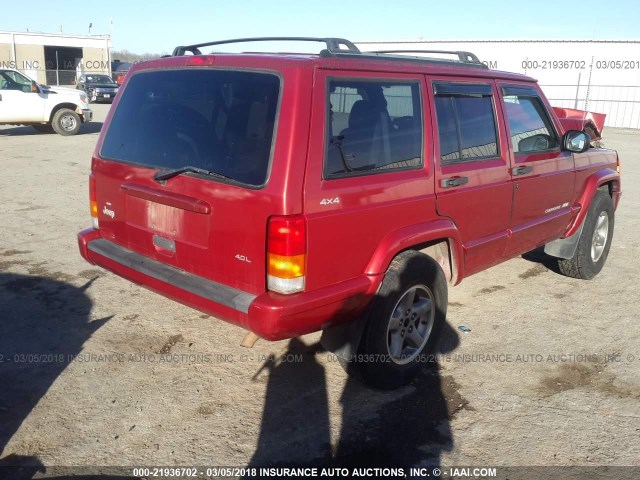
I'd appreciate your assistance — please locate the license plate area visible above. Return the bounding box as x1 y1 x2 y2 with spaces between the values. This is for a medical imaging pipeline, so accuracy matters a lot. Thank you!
124 195 210 249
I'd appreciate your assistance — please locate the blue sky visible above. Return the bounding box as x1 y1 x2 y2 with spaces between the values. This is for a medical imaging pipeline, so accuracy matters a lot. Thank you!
3 0 640 54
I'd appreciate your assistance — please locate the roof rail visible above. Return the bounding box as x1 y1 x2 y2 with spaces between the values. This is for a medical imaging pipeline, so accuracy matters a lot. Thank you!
369 49 485 65
171 38 486 69
172 37 361 56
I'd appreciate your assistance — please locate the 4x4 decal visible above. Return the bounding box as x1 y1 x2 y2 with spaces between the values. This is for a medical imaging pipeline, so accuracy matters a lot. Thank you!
320 197 340 206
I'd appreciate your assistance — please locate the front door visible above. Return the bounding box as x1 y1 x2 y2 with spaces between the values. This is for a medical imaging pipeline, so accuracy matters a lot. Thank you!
498 84 575 257
0 70 44 122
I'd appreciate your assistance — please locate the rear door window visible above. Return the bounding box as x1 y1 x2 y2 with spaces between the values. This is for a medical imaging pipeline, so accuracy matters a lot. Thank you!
101 69 280 187
433 82 499 165
325 80 422 178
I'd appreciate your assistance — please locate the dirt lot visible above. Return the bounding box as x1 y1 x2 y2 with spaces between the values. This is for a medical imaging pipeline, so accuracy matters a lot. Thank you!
0 105 639 477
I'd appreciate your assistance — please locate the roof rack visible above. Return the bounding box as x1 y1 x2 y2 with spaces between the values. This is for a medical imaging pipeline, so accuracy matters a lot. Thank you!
172 37 361 57
369 49 486 66
171 37 487 69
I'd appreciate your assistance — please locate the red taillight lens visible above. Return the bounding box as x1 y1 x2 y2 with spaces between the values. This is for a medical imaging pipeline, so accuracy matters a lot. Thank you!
267 216 306 294
89 173 98 228
268 216 306 256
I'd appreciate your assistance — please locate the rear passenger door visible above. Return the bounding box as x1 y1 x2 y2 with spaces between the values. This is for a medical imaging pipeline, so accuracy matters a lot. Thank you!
429 78 512 276
498 84 575 256
304 70 432 292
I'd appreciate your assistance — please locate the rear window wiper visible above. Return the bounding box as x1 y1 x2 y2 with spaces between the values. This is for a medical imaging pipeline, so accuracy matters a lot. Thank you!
153 166 234 183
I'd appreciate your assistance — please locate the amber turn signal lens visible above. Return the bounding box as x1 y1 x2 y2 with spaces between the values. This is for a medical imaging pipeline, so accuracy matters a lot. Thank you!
267 253 305 279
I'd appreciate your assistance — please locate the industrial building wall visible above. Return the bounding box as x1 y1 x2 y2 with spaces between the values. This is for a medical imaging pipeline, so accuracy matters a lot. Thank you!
0 43 11 65
14 44 46 83
0 31 111 86
357 40 640 129
81 47 110 74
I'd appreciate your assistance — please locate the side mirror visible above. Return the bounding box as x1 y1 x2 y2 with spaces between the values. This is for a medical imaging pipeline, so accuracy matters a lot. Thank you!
563 130 590 153
518 133 551 152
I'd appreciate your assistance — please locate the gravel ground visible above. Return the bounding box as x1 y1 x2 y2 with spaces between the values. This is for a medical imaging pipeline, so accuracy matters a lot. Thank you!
0 105 638 478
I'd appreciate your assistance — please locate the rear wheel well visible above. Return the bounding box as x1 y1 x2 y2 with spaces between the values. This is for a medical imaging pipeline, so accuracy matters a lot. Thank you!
401 239 458 284
49 103 80 123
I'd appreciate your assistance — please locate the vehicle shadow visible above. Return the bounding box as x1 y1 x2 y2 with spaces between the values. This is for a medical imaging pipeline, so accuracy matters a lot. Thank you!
82 122 104 135
245 258 461 473
521 246 562 274
0 272 115 479
0 122 103 136
0 455 136 480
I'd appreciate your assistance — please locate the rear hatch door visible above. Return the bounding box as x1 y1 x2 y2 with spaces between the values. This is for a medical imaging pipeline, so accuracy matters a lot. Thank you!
93 66 283 294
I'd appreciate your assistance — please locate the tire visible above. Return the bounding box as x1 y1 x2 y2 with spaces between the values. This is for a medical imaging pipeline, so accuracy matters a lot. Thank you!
32 124 54 134
558 191 614 280
51 108 81 136
356 251 448 389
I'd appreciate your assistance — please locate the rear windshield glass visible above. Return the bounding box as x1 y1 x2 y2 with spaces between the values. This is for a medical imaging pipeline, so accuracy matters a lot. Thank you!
101 69 280 186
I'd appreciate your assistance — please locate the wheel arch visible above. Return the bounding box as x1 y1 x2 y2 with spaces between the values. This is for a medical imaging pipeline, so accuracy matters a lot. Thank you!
565 169 620 238
48 103 82 123
365 219 464 285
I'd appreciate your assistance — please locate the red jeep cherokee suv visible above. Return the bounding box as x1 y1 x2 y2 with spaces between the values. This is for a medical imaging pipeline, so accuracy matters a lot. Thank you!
78 37 621 388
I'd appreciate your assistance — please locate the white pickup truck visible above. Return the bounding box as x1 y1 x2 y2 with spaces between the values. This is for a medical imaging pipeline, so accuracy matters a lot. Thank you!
0 68 93 136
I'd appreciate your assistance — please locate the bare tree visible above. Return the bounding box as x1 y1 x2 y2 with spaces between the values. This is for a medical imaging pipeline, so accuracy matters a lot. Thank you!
111 49 167 62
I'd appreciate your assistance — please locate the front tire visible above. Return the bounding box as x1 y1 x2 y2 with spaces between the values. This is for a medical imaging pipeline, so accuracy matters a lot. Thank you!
357 251 448 389
558 191 614 279
52 108 81 136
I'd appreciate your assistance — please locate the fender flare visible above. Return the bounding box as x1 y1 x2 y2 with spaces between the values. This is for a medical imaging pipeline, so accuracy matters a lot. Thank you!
365 218 464 284
565 168 620 237
322 219 464 366
48 102 83 123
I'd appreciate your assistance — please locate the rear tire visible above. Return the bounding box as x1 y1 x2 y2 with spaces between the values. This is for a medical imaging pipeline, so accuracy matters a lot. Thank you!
356 251 448 389
51 108 81 136
558 191 614 279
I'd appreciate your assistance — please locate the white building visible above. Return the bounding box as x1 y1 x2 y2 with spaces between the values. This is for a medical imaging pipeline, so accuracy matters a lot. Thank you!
357 40 640 129
0 30 112 85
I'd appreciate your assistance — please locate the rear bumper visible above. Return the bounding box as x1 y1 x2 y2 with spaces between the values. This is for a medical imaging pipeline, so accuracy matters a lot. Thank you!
78 229 379 340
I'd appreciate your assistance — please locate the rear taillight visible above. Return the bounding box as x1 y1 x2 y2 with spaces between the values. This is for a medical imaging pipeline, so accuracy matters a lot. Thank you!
616 155 621 174
89 173 98 229
267 216 306 294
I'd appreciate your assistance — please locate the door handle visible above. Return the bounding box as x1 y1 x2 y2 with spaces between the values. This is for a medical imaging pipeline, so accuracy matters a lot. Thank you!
512 165 533 176
440 176 469 188
0 94 2 101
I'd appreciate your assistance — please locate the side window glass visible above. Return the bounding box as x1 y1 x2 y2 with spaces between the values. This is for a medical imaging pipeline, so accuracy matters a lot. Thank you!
434 96 460 162
1 71 32 92
503 93 558 153
433 84 499 165
325 80 422 178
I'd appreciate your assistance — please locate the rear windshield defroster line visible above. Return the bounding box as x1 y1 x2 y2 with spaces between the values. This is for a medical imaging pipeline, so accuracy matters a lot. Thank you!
100 69 281 187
